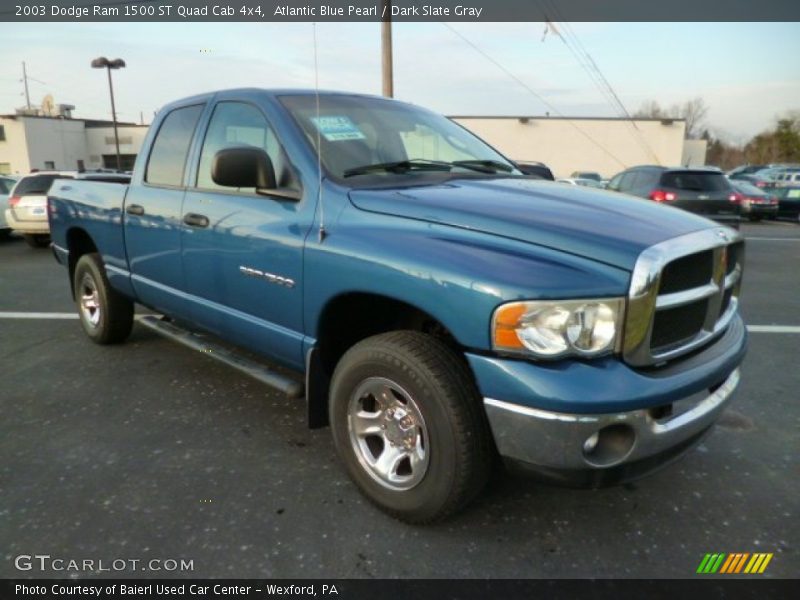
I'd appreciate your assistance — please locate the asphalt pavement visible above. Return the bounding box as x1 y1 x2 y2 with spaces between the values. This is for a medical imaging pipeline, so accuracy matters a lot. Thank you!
0 222 798 578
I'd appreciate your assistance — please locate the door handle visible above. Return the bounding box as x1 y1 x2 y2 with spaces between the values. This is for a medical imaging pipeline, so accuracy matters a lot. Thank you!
126 204 145 216
183 213 210 228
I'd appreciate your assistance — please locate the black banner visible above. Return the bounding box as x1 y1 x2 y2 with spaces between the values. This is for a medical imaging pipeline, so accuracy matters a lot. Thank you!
3 0 800 22
3 579 799 600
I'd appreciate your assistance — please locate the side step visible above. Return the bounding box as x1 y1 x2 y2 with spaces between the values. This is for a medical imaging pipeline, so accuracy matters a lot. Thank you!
138 316 305 398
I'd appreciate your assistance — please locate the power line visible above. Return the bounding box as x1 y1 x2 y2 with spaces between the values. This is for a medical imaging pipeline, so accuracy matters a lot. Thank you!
536 1 662 164
440 22 629 169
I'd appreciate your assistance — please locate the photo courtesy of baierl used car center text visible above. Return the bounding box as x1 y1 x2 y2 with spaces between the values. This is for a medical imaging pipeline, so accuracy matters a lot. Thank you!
1 1 798 598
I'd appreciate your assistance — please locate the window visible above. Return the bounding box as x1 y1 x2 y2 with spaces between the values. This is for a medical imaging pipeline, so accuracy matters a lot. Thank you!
0 162 10 175
145 104 204 187
0 179 9 194
0 125 5 141
196 102 292 192
659 171 730 191
606 173 623 191
12 174 71 196
102 154 137 171
44 161 55 170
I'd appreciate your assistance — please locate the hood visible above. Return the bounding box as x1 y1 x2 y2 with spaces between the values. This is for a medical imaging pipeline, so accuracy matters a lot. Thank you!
349 177 715 270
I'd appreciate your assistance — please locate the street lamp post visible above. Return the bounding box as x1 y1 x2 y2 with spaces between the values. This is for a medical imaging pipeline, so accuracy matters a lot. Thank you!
91 57 126 171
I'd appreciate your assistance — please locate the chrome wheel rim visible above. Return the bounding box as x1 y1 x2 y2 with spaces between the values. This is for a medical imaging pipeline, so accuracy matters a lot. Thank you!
79 273 101 328
347 377 430 491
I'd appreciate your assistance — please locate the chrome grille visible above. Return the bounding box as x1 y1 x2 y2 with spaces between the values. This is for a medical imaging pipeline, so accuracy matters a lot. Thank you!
623 228 744 367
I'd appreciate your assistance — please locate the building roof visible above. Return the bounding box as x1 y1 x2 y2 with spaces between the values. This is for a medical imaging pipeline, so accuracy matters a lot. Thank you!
0 114 146 127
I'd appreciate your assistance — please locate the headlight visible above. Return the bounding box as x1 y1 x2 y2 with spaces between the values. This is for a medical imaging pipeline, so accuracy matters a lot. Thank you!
492 298 625 359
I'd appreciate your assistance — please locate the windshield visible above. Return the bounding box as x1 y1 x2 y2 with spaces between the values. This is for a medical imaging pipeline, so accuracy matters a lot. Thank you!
659 171 731 192
279 94 519 180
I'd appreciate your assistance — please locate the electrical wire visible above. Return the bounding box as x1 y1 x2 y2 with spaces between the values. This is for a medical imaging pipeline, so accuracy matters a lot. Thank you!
441 22 629 169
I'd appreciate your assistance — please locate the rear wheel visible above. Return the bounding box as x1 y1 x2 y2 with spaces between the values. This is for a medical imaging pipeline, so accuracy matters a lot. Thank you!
329 331 492 523
23 234 50 248
73 253 134 344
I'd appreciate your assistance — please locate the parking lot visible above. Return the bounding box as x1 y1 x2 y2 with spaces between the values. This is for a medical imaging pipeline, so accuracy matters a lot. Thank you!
1 221 798 579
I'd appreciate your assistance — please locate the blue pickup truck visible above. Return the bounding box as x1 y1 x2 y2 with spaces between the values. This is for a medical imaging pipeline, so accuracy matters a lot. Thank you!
48 89 747 522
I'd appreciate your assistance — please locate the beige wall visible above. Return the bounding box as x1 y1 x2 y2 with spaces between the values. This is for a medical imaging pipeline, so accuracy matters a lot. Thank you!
22 118 87 172
0 118 32 174
452 117 687 179
0 116 149 174
85 126 148 169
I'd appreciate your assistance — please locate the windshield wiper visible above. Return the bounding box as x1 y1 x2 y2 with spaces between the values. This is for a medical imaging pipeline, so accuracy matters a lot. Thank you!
451 159 515 173
343 159 453 178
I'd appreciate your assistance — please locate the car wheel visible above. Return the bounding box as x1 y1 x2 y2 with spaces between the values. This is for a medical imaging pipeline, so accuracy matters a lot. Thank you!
23 233 51 248
73 253 134 344
329 331 493 523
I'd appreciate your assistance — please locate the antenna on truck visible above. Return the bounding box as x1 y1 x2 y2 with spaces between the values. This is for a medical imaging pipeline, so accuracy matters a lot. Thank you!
313 22 326 243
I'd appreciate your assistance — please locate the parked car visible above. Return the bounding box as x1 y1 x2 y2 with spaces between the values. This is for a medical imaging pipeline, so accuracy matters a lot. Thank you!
771 169 800 188
557 177 604 188
48 89 747 522
570 171 602 182
607 166 740 226
726 164 768 178
773 186 800 222
0 175 18 238
728 171 777 190
6 171 130 247
730 180 778 221
513 160 554 180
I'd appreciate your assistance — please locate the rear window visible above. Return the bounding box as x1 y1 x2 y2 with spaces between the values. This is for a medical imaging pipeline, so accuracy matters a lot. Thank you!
13 174 72 196
659 171 731 192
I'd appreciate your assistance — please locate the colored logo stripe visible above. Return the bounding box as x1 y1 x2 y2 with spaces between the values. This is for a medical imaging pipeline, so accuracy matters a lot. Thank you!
697 553 773 574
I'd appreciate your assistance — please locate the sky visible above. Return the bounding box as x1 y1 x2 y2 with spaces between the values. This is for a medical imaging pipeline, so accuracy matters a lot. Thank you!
0 21 798 143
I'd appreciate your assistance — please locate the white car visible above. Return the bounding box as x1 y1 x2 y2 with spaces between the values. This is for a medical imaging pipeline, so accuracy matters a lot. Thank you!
557 177 605 189
0 175 19 238
5 171 129 248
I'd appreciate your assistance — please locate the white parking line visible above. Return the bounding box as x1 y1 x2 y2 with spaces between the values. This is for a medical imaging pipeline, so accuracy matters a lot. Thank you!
0 312 78 319
747 325 800 333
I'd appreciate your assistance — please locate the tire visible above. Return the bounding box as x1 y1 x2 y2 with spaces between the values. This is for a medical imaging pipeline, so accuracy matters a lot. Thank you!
329 331 492 523
23 233 50 248
73 253 134 344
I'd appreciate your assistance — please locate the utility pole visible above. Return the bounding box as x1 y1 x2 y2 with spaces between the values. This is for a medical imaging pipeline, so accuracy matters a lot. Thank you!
91 57 126 172
22 62 31 109
381 0 393 97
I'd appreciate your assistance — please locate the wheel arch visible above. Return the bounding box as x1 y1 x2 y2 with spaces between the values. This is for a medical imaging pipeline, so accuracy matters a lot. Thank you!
66 227 98 298
306 291 468 429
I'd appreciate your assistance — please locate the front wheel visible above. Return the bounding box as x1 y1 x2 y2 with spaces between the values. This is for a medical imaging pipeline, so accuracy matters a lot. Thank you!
329 331 493 523
73 253 134 344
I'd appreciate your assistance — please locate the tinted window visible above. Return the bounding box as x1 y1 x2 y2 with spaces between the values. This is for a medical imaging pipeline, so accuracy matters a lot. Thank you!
607 173 624 190
146 104 204 186
196 102 288 192
13 174 72 196
0 179 9 194
659 171 731 192
617 172 637 191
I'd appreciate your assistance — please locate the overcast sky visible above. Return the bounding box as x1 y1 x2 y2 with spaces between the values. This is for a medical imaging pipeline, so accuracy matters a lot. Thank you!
1 22 798 143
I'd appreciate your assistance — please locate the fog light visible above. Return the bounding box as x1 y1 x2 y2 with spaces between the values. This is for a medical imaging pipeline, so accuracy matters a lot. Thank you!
583 432 600 454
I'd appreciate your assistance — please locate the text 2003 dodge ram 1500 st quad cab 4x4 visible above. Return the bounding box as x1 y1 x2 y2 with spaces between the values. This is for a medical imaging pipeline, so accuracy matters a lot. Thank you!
48 89 747 522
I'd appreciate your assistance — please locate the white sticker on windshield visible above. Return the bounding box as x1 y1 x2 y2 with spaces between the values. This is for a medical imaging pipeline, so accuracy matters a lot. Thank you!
311 116 366 141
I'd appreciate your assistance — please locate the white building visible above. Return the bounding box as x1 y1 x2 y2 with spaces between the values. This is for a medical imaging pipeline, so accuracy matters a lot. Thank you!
450 115 703 179
0 113 148 175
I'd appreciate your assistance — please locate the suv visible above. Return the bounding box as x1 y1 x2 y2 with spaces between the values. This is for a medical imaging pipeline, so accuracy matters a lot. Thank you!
0 175 18 238
607 166 740 226
6 171 129 247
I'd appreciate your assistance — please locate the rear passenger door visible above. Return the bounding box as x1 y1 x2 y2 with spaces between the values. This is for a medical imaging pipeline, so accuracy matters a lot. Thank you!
123 103 205 317
180 100 312 369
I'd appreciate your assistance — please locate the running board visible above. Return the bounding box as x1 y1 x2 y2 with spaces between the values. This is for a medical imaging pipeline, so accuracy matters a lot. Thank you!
138 316 304 398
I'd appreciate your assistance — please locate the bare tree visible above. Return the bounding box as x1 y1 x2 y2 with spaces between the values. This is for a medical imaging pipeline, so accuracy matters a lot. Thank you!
634 97 709 139
681 98 709 140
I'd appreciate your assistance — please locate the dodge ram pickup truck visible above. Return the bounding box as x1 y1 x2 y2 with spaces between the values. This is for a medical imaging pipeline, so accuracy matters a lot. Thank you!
48 89 747 523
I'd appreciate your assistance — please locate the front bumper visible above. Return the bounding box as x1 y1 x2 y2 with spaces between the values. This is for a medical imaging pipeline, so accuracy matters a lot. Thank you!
468 313 747 485
485 368 739 485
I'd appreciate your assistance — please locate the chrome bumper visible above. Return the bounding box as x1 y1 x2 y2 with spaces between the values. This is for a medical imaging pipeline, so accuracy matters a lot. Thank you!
484 368 740 472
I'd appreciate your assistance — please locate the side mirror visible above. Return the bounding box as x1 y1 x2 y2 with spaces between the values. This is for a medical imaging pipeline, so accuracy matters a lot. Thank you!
211 146 277 191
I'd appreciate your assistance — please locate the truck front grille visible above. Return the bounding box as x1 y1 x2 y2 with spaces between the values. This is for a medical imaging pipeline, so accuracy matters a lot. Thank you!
623 229 744 367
